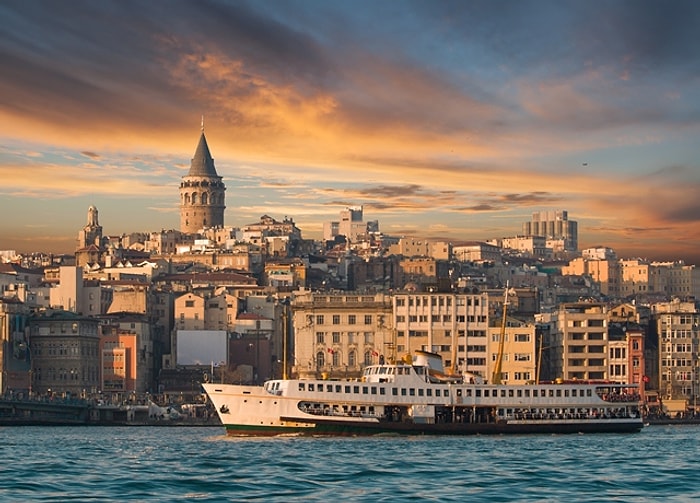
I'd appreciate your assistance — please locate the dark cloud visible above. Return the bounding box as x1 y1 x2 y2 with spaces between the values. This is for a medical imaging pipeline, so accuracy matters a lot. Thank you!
80 151 100 160
658 200 700 223
499 192 561 205
456 204 499 212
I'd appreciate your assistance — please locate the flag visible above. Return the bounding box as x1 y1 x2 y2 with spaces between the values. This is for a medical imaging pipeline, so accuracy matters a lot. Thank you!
642 375 650 383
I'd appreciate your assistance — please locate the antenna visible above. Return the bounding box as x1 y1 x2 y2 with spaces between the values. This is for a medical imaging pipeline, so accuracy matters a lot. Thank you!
201 114 205 132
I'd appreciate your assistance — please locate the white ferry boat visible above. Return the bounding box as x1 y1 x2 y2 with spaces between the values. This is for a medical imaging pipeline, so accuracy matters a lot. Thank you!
203 350 643 436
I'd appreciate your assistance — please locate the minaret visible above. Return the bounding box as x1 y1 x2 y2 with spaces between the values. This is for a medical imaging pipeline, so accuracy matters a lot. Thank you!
179 121 226 233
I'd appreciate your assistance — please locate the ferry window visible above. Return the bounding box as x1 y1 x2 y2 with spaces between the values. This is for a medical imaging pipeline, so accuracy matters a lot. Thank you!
572 389 577 397
532 390 537 397
466 389 472 397
476 390 481 397
556 390 561 397
501 390 506 398
516 390 521 398
362 386 368 394
484 390 490 397
327 385 333 392
509 390 514 397
587 389 592 397
410 389 415 396
299 383 305 391
353 385 359 393
435 389 441 397
524 390 530 397
549 390 554 397
457 389 462 396
418 389 424 396
309 384 314 391
392 388 398 396
401 388 407 396
380 388 386 395
371 387 377 395
427 389 432 397
335 385 341 393
444 390 449 397
564 390 569 397
345 385 351 393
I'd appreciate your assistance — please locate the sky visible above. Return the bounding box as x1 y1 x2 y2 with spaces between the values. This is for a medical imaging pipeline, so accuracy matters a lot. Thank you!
1 0 699 265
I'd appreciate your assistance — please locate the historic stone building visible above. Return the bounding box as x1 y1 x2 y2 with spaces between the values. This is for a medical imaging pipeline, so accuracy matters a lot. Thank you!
179 127 226 234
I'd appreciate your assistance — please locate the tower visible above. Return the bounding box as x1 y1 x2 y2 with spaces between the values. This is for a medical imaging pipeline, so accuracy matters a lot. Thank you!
179 124 226 234
77 205 102 249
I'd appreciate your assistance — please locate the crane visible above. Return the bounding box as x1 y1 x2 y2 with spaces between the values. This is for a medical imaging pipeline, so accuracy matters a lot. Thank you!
491 283 511 385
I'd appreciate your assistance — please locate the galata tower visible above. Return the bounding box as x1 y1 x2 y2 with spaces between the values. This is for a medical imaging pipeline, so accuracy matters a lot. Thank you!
179 124 226 233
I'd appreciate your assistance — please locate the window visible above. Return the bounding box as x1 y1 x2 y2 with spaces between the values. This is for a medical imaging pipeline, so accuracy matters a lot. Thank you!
333 315 340 325
185 300 195 308
332 332 341 343
316 332 325 344
364 315 372 325
348 315 356 325
316 315 324 325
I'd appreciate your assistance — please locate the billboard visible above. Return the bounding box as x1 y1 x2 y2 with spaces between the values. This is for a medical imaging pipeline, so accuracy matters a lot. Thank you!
176 330 228 366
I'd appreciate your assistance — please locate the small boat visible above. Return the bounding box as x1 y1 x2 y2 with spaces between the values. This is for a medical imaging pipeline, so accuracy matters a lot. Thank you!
203 350 643 436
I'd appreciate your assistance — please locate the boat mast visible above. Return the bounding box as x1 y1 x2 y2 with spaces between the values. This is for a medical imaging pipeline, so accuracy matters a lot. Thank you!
491 282 509 385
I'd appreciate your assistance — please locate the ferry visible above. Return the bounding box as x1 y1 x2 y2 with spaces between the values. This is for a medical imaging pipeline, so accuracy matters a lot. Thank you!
203 350 643 436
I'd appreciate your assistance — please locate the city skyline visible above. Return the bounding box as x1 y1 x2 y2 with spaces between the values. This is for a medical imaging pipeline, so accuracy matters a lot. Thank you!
1 1 699 264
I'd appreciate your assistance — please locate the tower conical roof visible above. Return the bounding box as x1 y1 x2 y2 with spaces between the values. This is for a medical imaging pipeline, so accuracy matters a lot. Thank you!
188 132 219 177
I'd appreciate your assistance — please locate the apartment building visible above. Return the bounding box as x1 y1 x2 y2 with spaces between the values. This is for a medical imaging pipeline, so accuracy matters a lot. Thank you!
653 299 700 402
174 291 239 332
562 257 621 297
487 319 537 384
551 302 609 381
393 291 490 379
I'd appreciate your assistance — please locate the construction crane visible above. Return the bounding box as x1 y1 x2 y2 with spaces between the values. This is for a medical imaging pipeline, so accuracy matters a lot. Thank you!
491 283 511 385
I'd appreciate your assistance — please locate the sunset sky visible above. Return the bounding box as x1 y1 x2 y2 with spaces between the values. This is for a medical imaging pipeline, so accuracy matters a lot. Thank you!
1 0 699 264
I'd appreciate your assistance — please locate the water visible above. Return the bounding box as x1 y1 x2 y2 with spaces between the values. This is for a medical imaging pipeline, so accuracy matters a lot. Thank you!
0 425 698 502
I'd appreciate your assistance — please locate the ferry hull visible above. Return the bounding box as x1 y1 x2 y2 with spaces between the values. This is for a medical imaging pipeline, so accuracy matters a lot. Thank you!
221 418 643 437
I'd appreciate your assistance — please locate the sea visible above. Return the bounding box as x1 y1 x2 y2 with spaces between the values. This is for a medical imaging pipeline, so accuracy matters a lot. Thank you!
1 425 698 502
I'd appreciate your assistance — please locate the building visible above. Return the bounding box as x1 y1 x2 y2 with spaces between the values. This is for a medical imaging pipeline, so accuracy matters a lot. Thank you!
393 291 491 379
76 205 103 267
28 310 101 396
562 256 620 297
452 241 502 263
292 290 393 379
652 299 699 404
487 317 537 385
550 302 609 381
179 126 226 233
522 210 578 252
100 326 138 394
0 298 31 394
323 206 377 243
